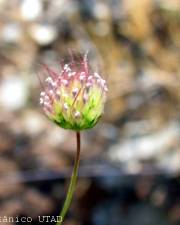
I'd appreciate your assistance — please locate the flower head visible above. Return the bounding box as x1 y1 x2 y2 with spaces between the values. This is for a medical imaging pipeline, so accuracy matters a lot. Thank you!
40 54 108 130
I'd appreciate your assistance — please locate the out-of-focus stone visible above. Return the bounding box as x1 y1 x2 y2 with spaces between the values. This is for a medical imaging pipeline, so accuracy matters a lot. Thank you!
20 0 42 21
108 122 180 173
1 23 23 43
0 179 24 199
21 110 47 136
157 0 180 11
93 2 111 20
0 158 18 175
93 22 110 37
0 129 14 153
0 200 23 221
0 75 28 111
22 189 54 217
37 152 69 171
29 24 58 46
45 126 67 148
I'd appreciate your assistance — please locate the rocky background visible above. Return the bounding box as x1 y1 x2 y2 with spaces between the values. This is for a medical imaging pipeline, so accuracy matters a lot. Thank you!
0 0 180 225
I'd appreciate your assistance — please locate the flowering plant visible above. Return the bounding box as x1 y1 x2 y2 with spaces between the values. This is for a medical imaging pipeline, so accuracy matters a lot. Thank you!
40 54 107 130
39 53 107 224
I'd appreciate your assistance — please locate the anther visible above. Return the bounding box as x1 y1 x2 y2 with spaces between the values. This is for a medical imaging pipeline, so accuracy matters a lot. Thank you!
45 77 53 83
74 111 80 118
40 98 44 104
72 87 79 96
86 83 92 88
40 92 46 96
63 103 68 110
104 86 108 92
45 95 49 100
79 75 85 81
62 79 68 85
94 73 100 78
88 76 93 80
64 64 71 72
68 72 76 77
83 94 88 103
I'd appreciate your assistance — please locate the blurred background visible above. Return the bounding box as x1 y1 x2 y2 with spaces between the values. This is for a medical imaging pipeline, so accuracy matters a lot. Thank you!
0 0 180 225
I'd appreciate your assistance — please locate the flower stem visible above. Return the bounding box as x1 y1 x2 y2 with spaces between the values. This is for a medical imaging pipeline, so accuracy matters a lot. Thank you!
56 132 81 225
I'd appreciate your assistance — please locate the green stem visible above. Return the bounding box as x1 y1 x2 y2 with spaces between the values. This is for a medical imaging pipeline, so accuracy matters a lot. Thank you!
56 132 81 225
